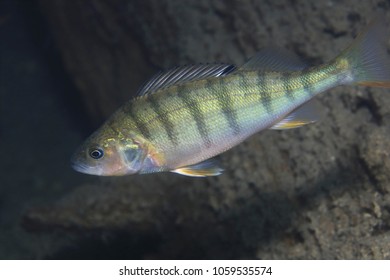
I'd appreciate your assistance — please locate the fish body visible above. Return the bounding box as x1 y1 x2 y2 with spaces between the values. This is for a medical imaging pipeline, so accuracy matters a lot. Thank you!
72 19 390 177
114 64 344 169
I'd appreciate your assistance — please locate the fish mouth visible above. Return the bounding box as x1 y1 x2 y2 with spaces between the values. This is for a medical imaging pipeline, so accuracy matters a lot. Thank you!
70 155 98 175
71 161 92 174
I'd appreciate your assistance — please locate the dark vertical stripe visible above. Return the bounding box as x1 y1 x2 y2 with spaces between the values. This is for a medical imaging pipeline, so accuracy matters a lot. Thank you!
257 73 272 114
177 85 212 147
282 72 295 101
147 94 178 145
237 72 247 89
208 79 240 136
223 76 241 135
122 101 151 139
206 79 240 135
299 70 315 97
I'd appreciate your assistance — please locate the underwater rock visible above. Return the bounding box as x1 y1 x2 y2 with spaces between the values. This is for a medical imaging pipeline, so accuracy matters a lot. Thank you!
24 183 166 233
359 126 390 192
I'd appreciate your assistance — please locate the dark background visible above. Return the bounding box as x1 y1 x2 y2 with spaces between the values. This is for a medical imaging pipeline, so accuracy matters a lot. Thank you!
1 0 390 259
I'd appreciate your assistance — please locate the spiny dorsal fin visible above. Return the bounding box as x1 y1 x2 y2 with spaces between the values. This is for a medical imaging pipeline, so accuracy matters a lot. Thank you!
137 64 236 96
241 48 308 72
270 99 323 130
171 157 223 177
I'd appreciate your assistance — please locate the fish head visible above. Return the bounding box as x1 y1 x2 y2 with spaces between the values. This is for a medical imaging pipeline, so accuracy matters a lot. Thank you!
71 126 147 176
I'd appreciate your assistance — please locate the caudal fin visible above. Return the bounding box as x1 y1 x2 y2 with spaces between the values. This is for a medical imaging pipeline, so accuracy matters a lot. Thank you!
338 18 390 87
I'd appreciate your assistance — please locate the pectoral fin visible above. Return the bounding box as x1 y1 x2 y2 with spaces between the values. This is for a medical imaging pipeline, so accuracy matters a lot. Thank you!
171 158 223 177
270 99 323 130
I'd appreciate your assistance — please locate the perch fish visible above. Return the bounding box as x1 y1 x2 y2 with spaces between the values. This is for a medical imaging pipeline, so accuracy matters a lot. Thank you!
72 20 390 177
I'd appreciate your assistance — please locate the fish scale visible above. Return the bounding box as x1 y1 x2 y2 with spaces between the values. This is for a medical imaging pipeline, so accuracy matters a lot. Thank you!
120 66 340 169
71 19 390 177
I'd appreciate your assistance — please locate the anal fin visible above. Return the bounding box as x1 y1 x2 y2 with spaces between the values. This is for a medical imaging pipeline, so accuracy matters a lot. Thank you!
270 99 323 130
171 158 223 177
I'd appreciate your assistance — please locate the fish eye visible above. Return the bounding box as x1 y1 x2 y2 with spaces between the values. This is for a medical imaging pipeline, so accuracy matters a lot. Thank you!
89 148 104 160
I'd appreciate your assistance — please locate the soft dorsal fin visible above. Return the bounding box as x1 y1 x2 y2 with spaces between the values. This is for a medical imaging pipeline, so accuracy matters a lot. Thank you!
171 157 223 177
241 48 308 72
137 64 236 96
270 99 323 130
